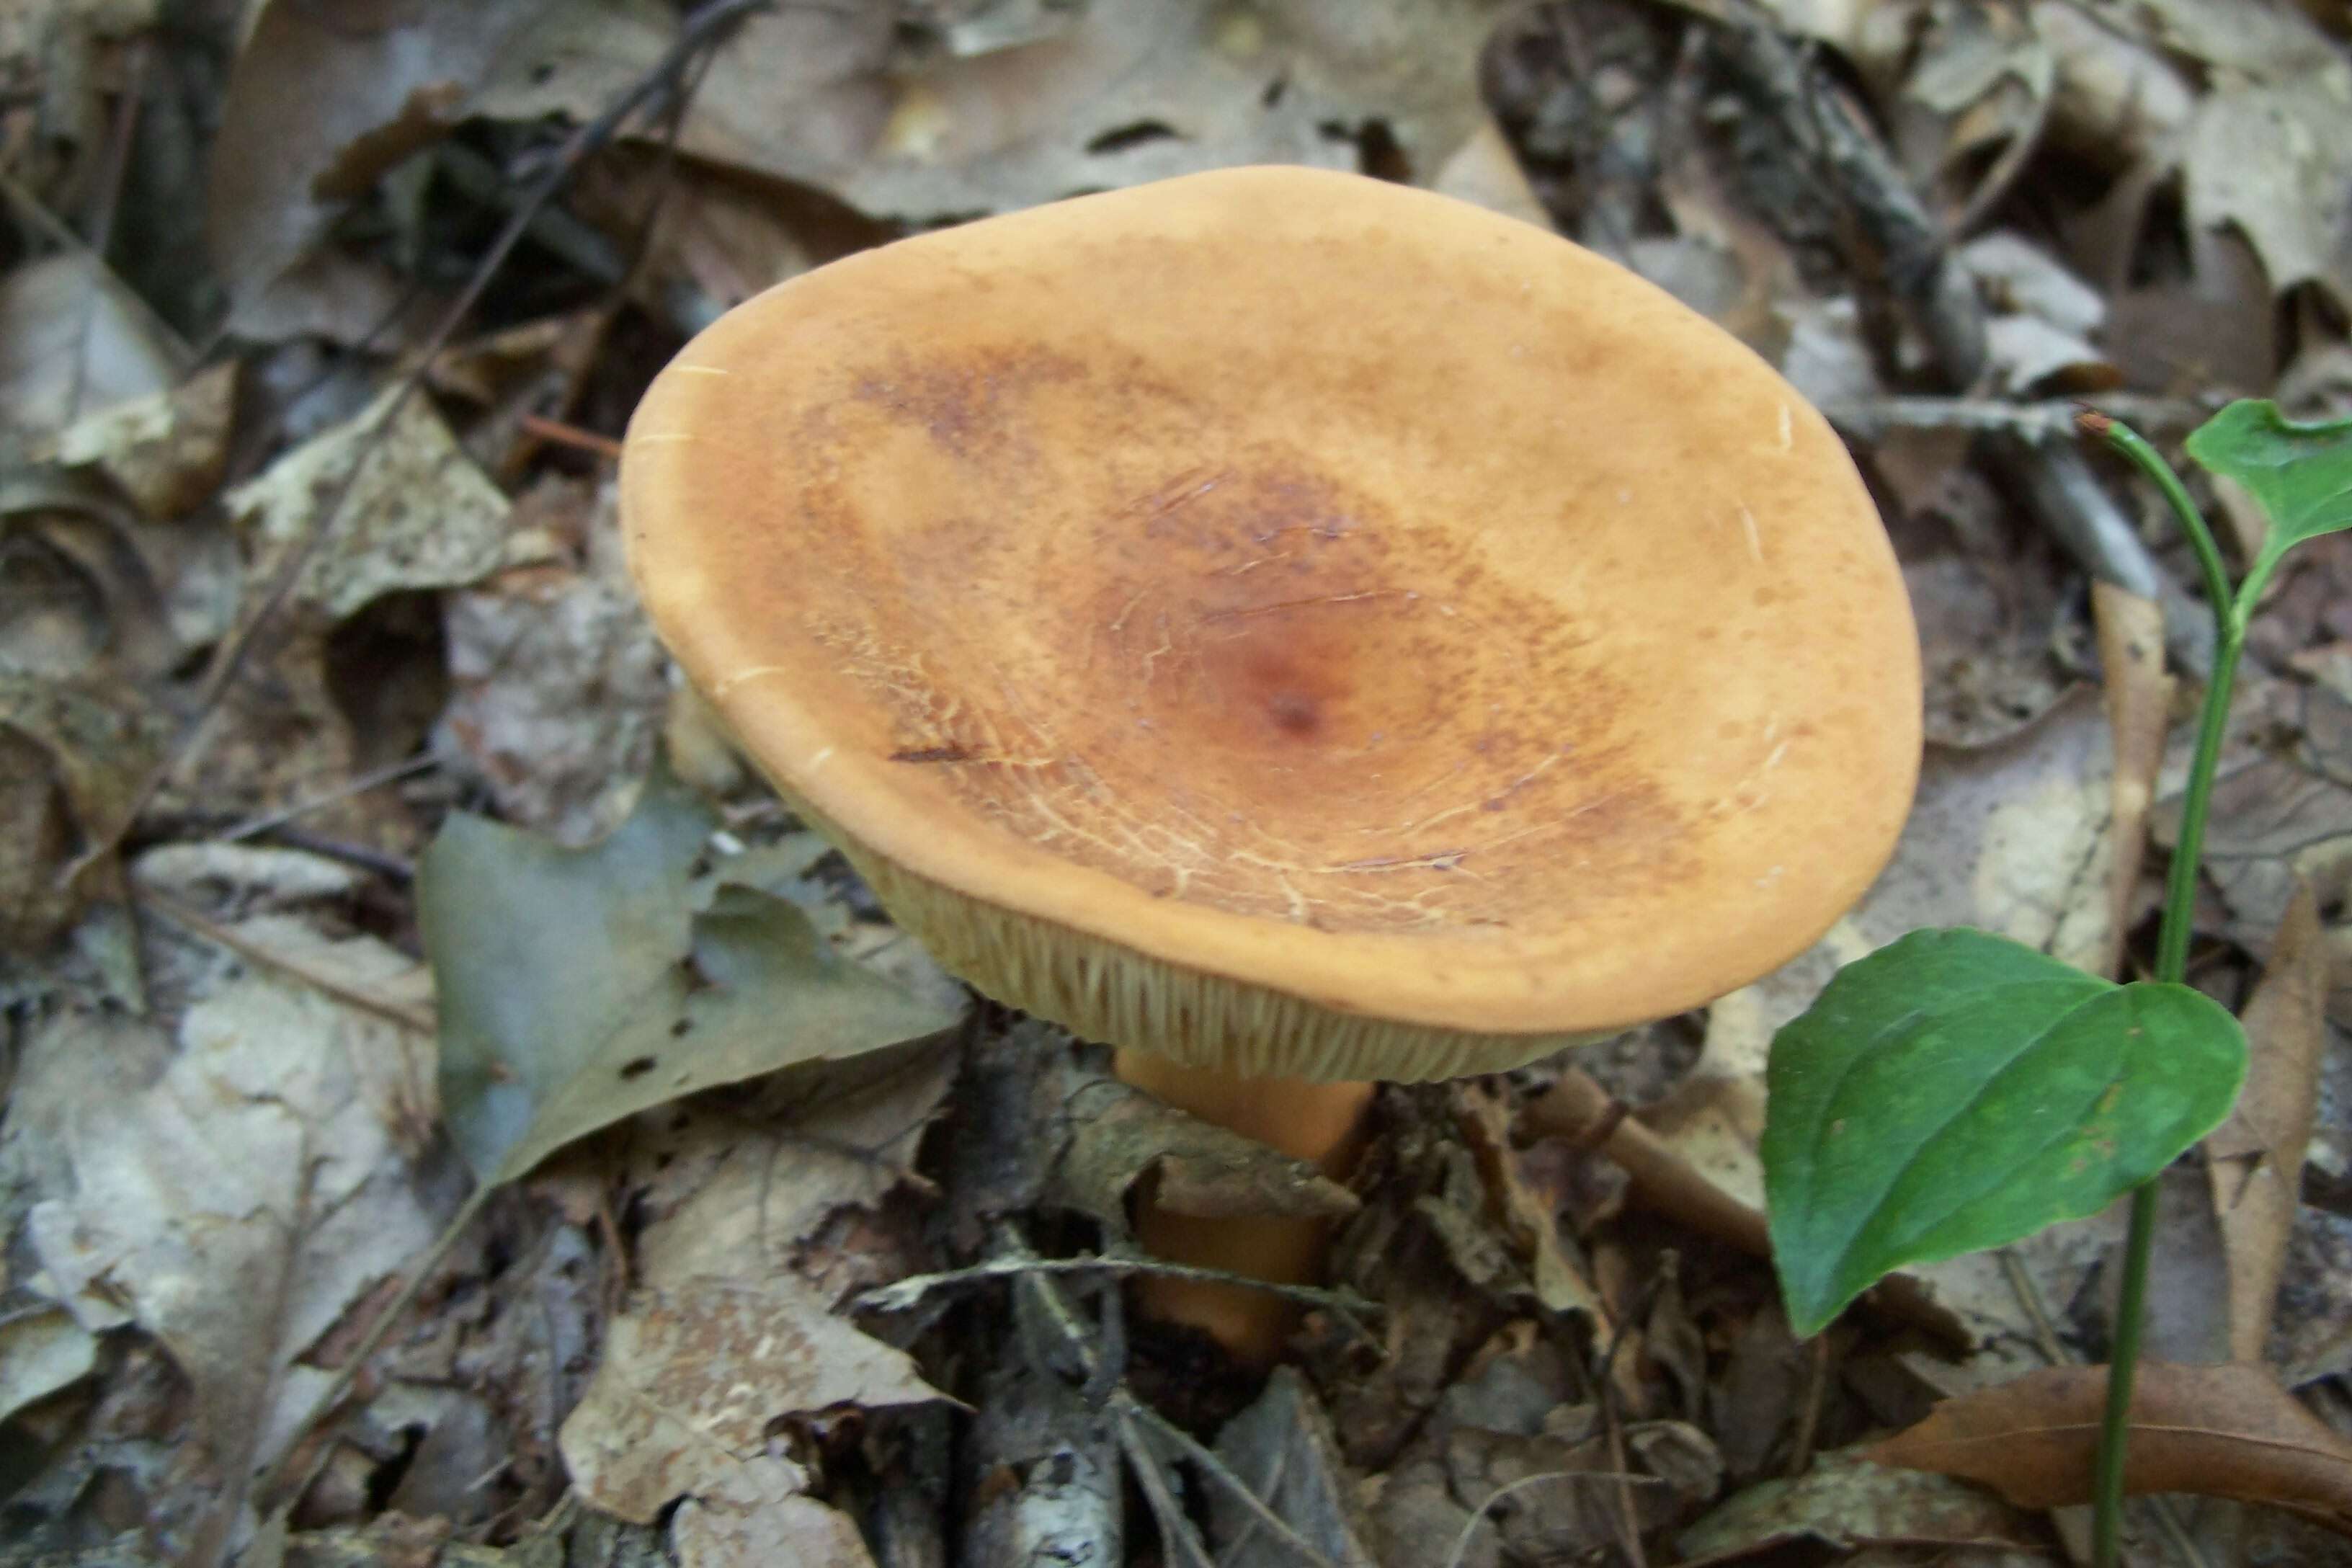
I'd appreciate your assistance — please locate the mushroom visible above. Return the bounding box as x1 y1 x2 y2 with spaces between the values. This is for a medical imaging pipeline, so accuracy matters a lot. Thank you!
620 166 1920 1362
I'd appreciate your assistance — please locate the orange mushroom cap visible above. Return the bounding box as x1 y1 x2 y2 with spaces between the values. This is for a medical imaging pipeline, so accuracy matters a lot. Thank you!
621 166 1921 1083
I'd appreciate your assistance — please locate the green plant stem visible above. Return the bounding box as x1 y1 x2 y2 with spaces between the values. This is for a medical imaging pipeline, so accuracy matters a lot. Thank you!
2084 415 2245 1568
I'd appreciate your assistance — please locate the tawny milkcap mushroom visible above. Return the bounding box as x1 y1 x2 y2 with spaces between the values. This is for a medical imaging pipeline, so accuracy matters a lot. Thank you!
621 166 1920 1362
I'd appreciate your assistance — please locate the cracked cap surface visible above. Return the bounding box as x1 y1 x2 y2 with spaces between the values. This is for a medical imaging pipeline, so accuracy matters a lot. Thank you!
622 166 1921 1081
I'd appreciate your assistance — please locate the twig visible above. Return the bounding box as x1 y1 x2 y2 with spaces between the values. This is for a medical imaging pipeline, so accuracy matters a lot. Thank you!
855 1250 1384 1342
90 0 777 870
218 754 438 843
1123 1401 1342 1568
517 412 624 459
1819 395 2209 444
1119 1408 1219 1568
136 886 436 1034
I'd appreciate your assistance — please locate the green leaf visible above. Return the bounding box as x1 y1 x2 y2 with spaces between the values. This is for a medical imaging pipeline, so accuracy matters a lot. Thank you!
424 770 965 1185
2183 400 2352 568
1763 928 2245 1337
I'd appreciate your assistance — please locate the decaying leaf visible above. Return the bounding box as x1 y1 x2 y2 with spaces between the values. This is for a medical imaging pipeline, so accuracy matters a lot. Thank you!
1869 1361 2352 1531
0 675 170 950
425 770 963 1186
1212 1367 1379 1568
223 385 522 622
2182 74 2352 304
432 478 667 845
558 1275 948 1523
23 919 444 1492
207 0 550 307
0 1306 99 1425
1056 1066 1358 1234
39 362 238 520
2208 885 2330 1361
0 254 186 441
484 0 1513 223
1678 1447 2049 1562
1453 1083 1605 1325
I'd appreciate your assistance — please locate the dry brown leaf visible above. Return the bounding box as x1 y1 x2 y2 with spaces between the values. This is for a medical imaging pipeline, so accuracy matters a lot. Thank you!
1453 1082 1605 1327
2209 885 2330 1362
207 0 545 307
1869 1362 2352 1531
557 1277 949 1525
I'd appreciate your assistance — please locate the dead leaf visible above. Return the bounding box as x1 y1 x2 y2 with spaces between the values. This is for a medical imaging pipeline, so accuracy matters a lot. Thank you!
1678 1448 2049 1562
486 0 1510 221
207 0 549 308
40 362 239 520
1453 1082 1605 1326
1868 1361 2352 1531
2037 0 2193 168
0 1306 99 1424
557 1275 948 1523
1056 1069 1358 1233
2155 686 2352 953
424 770 963 1186
22 918 445 1494
432 478 667 845
0 674 170 949
2209 886 2330 1361
0 254 187 440
673 1487 880 1568
1212 1367 1380 1567
223 385 522 621
629 1043 958 1291
2181 71 2352 305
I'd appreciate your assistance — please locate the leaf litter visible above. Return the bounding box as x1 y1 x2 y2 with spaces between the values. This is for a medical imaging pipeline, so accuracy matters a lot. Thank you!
6 0 2352 1562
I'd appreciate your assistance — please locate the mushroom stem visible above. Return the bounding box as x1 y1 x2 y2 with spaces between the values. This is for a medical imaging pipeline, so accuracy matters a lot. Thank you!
1113 1047 1374 1364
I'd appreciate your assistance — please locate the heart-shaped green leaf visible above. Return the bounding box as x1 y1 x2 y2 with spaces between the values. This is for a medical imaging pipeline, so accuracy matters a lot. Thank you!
1764 928 2245 1337
2183 400 2352 569
425 770 964 1185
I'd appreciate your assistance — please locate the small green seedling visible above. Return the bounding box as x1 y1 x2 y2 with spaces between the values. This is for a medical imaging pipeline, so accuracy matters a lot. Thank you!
1761 399 2352 1567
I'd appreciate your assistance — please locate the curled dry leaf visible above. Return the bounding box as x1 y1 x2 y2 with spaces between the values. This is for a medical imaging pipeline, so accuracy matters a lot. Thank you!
2208 884 2330 1362
1056 1068 1359 1234
1868 1361 2352 1532
223 385 522 621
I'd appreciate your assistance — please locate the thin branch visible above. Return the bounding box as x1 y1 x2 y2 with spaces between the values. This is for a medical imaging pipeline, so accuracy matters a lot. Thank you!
137 887 437 1034
855 1250 1384 1342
